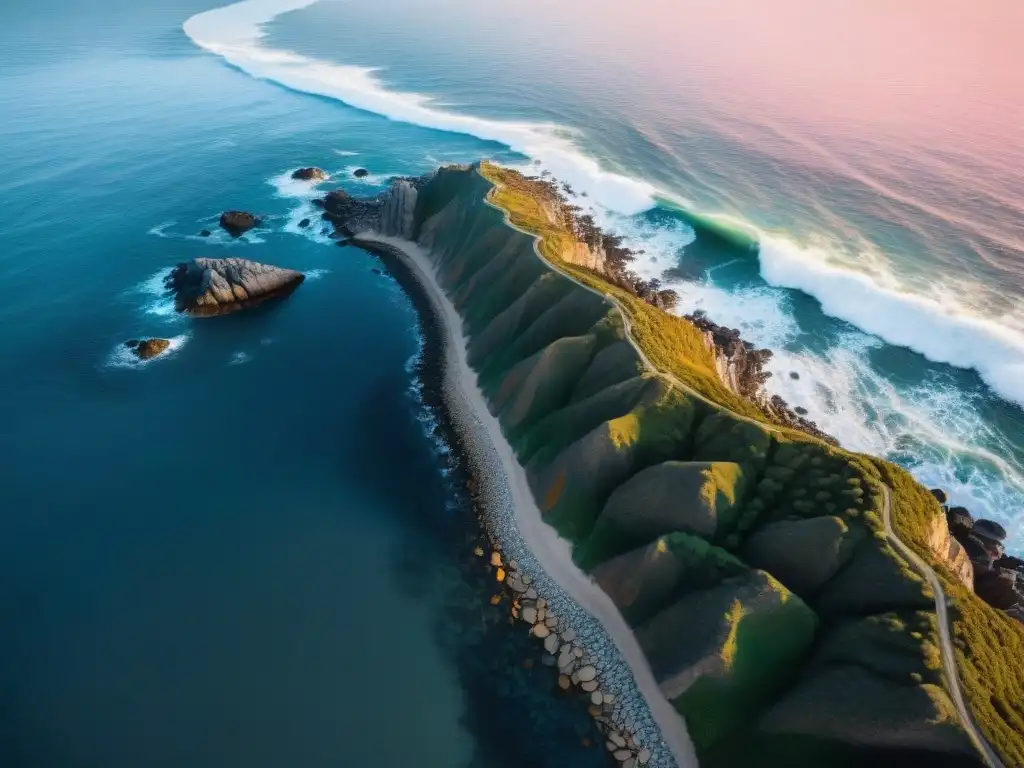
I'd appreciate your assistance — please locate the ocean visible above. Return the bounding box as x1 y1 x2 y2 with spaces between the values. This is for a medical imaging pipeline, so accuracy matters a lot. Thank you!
1 0 1021 764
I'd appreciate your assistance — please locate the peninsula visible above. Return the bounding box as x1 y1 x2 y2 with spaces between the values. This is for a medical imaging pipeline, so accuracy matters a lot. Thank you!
321 163 1024 768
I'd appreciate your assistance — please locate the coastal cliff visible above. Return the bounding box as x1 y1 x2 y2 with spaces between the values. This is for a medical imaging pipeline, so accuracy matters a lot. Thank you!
332 164 1021 768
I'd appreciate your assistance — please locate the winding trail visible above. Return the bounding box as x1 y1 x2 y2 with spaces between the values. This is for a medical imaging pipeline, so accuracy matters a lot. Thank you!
482 178 1003 768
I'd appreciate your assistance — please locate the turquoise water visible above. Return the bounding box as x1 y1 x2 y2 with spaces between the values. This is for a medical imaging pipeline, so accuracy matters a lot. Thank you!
247 0 1024 545
0 2 604 765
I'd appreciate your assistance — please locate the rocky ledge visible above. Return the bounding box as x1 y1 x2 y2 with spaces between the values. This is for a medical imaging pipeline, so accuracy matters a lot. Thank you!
165 257 305 317
685 310 837 445
219 210 261 237
124 338 170 360
932 487 1024 623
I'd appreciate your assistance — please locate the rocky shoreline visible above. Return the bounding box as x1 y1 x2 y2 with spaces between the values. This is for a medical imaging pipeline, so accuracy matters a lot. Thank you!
357 239 676 768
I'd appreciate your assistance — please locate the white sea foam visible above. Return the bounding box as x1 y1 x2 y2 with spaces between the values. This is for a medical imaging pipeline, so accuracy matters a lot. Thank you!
184 0 1024 409
148 218 266 245
133 267 183 320
303 268 330 280
183 0 656 216
106 334 190 369
758 234 1024 407
334 149 359 156
229 351 252 365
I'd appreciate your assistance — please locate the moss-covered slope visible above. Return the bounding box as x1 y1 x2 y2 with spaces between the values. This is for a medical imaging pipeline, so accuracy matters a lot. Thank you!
396 163 1008 766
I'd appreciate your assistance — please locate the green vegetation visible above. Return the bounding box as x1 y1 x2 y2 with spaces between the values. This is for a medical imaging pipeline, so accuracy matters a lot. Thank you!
407 161 1024 765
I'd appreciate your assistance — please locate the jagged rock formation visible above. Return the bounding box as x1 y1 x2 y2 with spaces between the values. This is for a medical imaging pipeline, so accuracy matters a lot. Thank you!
291 167 327 181
378 179 418 239
165 257 304 317
124 338 170 360
219 210 260 237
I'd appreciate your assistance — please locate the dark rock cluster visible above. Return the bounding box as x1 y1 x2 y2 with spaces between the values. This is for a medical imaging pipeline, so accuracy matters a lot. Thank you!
933 488 1024 622
291 167 327 181
218 210 261 237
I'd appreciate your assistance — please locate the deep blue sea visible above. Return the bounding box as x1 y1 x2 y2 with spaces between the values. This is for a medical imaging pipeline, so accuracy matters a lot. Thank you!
1 0 1021 764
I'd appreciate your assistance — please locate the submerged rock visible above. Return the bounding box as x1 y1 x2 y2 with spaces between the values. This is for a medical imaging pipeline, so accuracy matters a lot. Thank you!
298 218 311 228
291 167 327 181
127 338 170 360
219 210 260 237
165 257 304 317
200 229 211 237
353 168 369 178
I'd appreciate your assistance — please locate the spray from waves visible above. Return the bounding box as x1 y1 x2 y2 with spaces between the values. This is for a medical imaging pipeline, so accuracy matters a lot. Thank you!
148 219 267 245
182 0 656 216
133 267 184 319
185 0 1024 409
268 168 336 242
303 268 331 280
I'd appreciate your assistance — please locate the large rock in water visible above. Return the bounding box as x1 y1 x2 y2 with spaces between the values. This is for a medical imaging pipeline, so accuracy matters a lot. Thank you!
219 210 260 237
166 257 304 317
126 338 170 360
291 167 327 181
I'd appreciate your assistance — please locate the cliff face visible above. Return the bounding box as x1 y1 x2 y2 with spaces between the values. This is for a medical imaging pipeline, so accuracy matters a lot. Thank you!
343 166 985 767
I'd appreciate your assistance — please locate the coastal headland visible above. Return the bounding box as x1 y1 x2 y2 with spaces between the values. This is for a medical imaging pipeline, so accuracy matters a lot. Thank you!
323 163 1023 768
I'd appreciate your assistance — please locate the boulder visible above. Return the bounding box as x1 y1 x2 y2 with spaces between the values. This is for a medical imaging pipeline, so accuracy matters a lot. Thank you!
165 257 305 317
298 218 311 228
975 568 1020 610
947 506 973 542
291 167 327 181
219 210 260 237
353 168 369 178
929 488 948 505
200 229 211 237
743 516 858 598
128 338 170 360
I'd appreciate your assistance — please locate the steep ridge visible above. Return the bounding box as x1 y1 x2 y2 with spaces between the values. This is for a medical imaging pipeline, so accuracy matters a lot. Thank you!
342 164 1018 767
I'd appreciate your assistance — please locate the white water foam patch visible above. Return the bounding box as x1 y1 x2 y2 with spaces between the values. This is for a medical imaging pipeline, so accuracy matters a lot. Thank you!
758 233 1024 407
229 351 252 365
268 169 336 243
133 267 183 320
183 0 656 215
106 334 191 369
303 268 330 280
764 334 1024 542
149 219 267 245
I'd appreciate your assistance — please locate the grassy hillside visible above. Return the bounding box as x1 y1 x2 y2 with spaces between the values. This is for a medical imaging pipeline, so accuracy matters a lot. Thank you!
402 162 1022 766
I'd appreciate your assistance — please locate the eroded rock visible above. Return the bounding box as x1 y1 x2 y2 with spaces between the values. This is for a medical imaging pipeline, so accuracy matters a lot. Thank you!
166 257 305 317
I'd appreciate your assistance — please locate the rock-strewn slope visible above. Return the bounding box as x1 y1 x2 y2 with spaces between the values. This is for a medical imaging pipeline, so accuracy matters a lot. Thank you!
338 165 991 767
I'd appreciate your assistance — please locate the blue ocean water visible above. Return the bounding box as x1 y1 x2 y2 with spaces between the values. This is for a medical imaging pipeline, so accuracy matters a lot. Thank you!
0 2 604 765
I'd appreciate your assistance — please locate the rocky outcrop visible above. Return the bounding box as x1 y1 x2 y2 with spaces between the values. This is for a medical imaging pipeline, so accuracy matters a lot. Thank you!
318 188 380 236
165 257 304 317
291 167 327 181
378 179 418 239
219 210 260 237
684 311 835 444
125 338 170 360
353 168 369 178
928 512 974 589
